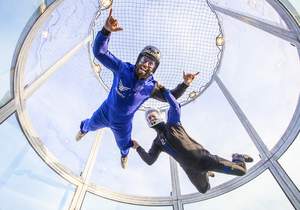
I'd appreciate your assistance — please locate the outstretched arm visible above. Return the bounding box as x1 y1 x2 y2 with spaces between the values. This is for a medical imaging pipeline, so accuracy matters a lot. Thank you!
133 140 162 165
92 9 124 73
151 71 199 101
163 89 181 125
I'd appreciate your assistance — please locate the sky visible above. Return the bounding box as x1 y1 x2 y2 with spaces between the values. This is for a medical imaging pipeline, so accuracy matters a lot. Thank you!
0 0 300 209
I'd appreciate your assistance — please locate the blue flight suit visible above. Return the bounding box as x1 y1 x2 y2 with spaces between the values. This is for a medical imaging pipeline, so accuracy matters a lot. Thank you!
80 28 188 157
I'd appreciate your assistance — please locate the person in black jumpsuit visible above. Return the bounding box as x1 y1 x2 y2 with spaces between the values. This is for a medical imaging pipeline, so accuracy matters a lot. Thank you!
132 88 253 193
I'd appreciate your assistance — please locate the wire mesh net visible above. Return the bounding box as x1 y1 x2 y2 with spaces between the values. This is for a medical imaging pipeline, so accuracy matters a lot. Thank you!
89 0 223 111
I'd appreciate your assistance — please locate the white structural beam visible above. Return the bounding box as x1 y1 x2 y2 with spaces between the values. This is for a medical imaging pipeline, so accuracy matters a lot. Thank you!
0 99 16 124
69 130 104 210
268 160 300 209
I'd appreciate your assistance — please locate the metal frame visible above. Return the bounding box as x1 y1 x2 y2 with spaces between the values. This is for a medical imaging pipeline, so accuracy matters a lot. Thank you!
0 0 299 209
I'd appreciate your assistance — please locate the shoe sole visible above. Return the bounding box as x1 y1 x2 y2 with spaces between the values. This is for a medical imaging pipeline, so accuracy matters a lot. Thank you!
243 155 253 163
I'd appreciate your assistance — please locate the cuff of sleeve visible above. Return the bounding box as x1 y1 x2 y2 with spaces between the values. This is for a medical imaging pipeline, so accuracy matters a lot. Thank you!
101 27 111 36
136 146 142 151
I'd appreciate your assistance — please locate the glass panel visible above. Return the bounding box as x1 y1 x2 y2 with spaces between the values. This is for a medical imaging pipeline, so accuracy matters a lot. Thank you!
184 170 294 210
90 111 172 196
179 82 260 194
82 192 173 210
24 0 98 85
288 0 300 14
218 14 300 150
0 0 42 107
0 114 75 210
25 46 105 175
211 0 288 29
278 133 300 190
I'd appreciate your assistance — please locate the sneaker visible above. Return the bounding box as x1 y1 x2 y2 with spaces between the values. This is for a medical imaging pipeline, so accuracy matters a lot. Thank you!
207 171 215 178
76 131 86 141
121 156 128 169
232 153 253 163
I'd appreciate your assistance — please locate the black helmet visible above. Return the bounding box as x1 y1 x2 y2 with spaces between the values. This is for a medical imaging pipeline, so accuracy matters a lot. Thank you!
136 45 161 73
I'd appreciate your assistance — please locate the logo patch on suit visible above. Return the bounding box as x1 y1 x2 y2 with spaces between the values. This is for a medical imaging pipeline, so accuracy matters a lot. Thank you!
160 138 167 145
117 80 130 98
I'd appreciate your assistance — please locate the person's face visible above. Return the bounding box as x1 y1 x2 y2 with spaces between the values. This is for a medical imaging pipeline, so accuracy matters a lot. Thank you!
146 111 160 127
136 56 156 79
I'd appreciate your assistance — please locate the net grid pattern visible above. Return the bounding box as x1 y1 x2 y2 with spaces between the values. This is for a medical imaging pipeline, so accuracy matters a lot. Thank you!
90 0 223 110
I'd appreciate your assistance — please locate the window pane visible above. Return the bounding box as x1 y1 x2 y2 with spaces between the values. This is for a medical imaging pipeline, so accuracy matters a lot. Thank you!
278 133 300 190
179 82 260 194
288 0 300 15
218 14 300 149
23 0 98 85
184 170 294 210
0 0 42 107
82 192 173 210
90 111 172 196
25 46 104 175
0 114 75 210
211 0 288 28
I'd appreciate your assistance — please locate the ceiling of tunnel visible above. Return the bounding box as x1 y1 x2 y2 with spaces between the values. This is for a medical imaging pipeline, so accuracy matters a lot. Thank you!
19 0 300 195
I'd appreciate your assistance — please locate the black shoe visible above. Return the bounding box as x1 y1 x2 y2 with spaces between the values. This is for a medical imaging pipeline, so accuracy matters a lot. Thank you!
232 153 253 163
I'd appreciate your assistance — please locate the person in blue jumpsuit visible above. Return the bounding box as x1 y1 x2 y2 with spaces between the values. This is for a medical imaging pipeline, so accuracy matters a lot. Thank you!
132 87 253 193
76 9 199 169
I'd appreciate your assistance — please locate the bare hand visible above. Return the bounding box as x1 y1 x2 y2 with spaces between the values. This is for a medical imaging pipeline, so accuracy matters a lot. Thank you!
183 71 199 86
132 140 140 149
104 9 123 32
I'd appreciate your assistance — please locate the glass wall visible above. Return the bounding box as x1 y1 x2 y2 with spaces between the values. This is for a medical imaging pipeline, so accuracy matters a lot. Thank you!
278 133 300 190
0 0 42 107
179 82 260 194
25 46 103 176
218 13 300 150
90 111 172 196
211 0 288 28
82 193 173 210
288 0 300 14
0 114 75 210
184 170 294 210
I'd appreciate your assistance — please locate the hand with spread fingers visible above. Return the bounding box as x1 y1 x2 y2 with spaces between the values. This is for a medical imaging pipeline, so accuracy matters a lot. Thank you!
104 8 123 32
183 71 199 86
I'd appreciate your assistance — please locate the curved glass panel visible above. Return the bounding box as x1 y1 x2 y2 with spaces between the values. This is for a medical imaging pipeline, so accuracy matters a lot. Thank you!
278 133 300 190
211 0 288 28
25 46 104 175
0 0 42 107
0 114 75 210
218 14 300 149
184 170 294 210
82 192 173 210
289 0 300 25
90 111 172 196
287 0 300 16
24 0 98 86
179 82 259 194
